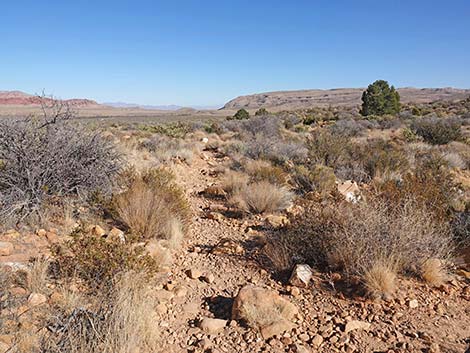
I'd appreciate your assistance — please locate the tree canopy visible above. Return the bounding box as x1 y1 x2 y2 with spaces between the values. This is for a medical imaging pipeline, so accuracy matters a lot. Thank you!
360 80 400 116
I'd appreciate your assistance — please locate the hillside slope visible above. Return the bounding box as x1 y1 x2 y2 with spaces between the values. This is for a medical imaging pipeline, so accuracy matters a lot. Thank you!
223 87 470 111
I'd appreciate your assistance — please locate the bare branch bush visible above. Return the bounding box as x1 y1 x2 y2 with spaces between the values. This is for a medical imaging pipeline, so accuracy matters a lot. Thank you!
0 96 122 224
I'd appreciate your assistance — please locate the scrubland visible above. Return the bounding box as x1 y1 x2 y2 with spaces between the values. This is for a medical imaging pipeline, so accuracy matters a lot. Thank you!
0 96 469 352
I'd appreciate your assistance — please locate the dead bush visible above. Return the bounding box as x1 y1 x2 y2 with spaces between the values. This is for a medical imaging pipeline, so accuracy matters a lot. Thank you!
112 168 190 241
230 181 293 214
0 113 121 225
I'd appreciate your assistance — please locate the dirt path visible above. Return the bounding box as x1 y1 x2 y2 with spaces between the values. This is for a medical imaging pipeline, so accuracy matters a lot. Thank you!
155 150 470 353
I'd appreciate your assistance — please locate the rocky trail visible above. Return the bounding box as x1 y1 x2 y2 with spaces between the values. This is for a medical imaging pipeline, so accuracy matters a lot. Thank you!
153 150 470 353
0 148 469 353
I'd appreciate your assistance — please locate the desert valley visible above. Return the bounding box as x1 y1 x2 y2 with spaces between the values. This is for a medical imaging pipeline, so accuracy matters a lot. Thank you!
0 81 468 353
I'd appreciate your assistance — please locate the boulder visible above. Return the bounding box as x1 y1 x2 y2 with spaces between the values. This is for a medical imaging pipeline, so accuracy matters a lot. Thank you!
289 264 313 288
232 285 298 339
337 180 361 203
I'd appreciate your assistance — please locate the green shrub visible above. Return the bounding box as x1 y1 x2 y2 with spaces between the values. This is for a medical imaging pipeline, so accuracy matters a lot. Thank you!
230 108 250 120
411 117 462 145
255 108 269 116
360 80 400 116
51 228 159 291
140 122 193 138
292 164 336 194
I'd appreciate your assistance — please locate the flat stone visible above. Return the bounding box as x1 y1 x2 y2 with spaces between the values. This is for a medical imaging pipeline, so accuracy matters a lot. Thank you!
199 317 227 334
28 293 47 307
0 242 13 256
186 268 203 279
311 334 324 347
344 320 371 334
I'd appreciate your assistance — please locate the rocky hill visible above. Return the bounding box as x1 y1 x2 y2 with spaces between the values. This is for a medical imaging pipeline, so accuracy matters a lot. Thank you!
0 90 98 107
223 87 470 111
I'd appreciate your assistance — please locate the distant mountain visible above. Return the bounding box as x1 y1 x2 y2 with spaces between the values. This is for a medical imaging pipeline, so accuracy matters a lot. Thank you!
103 102 221 111
0 91 98 107
222 87 470 111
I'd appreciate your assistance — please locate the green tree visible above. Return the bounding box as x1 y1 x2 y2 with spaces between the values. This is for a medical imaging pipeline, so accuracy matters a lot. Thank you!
360 80 400 116
232 108 250 120
255 107 269 116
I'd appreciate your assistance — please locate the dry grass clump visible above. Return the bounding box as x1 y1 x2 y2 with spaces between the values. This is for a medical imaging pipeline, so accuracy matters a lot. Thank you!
20 258 50 294
221 170 250 194
112 168 190 241
362 261 397 299
243 159 288 185
420 258 448 287
42 271 160 353
326 200 452 285
230 181 293 214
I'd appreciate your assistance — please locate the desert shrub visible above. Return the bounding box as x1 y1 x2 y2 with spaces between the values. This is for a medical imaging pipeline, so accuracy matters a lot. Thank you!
243 160 288 185
268 197 452 296
360 141 409 181
255 108 269 116
112 168 190 241
411 117 462 145
307 130 351 167
374 153 457 220
402 127 420 142
140 121 193 138
223 115 308 164
329 119 366 137
139 134 194 163
360 80 400 116
51 228 159 291
42 271 160 353
231 108 250 120
0 118 121 224
221 170 250 194
291 164 336 194
230 181 293 214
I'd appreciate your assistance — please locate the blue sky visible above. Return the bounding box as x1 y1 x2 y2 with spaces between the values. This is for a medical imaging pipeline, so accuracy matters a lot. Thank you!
1 0 469 106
